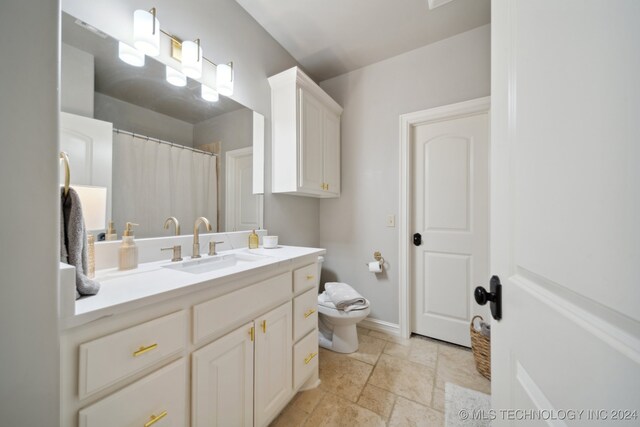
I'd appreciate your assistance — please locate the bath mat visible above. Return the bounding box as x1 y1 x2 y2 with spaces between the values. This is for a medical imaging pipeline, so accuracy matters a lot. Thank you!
444 382 491 427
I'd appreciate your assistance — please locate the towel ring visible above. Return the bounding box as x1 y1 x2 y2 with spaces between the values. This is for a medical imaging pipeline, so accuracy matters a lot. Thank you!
59 151 70 196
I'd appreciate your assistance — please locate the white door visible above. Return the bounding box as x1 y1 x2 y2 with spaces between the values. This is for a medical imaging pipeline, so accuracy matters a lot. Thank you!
491 0 640 423
254 302 292 427
412 112 489 347
298 88 325 194
192 323 254 427
226 147 263 232
60 112 113 223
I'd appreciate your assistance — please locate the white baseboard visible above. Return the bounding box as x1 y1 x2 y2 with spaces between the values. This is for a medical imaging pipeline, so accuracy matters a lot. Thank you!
359 318 401 336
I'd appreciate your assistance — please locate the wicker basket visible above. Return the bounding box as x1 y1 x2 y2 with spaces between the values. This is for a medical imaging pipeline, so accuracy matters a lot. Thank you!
470 315 491 380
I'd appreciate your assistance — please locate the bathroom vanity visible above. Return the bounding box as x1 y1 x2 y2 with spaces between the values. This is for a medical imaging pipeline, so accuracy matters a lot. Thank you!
59 234 324 427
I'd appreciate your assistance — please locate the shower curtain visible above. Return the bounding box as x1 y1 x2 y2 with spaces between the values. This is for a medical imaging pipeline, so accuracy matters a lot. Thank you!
112 132 218 238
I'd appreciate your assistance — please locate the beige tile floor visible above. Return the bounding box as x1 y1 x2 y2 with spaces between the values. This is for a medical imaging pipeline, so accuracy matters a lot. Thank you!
270 328 490 427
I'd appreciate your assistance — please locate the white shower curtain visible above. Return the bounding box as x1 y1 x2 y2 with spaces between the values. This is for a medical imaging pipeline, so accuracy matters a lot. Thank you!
112 133 218 238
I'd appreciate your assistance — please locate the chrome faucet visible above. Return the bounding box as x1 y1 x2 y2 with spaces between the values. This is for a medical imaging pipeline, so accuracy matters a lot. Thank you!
163 216 180 235
192 217 212 258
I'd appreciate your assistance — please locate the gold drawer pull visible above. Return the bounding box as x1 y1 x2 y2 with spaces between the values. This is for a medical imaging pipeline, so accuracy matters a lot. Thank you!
249 326 255 342
133 343 158 357
304 309 316 318
304 351 318 365
306 275 314 280
261 320 267 333
144 410 167 427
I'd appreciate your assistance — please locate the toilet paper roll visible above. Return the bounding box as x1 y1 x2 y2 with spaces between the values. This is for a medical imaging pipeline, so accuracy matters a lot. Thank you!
368 261 382 273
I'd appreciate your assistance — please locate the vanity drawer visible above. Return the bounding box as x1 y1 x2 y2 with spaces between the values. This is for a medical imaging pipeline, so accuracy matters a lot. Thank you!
293 329 319 390
79 358 187 427
293 288 318 341
79 311 187 399
193 272 291 345
293 263 318 294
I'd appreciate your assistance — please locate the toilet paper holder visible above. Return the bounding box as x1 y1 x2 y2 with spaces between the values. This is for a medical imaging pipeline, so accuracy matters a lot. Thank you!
365 251 384 268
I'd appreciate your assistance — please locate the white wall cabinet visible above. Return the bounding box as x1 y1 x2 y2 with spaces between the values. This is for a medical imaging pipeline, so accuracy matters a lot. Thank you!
269 67 343 198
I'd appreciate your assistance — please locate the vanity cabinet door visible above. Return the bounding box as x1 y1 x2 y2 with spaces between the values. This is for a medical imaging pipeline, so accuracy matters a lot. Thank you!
254 301 293 427
192 322 254 427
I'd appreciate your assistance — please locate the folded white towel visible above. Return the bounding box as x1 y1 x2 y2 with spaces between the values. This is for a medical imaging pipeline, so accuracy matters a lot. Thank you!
324 282 368 312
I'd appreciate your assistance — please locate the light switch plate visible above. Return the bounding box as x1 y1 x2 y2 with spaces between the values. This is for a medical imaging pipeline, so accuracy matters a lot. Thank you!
386 215 396 227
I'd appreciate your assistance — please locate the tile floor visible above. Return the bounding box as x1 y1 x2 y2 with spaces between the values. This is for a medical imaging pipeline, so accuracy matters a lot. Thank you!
270 328 490 427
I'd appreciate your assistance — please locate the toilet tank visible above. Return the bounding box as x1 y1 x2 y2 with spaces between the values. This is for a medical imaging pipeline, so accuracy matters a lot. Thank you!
317 256 324 287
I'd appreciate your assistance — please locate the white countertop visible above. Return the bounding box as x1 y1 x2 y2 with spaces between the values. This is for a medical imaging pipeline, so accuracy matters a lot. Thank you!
63 245 325 329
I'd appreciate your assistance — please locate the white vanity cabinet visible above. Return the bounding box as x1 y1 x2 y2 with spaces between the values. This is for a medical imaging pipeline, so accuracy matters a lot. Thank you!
61 252 322 427
269 67 343 198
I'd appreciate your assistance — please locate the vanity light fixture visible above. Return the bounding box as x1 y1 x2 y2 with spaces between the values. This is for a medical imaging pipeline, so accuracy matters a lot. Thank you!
133 8 160 56
181 39 203 79
216 62 234 97
118 41 145 67
124 6 235 97
201 85 219 102
166 66 187 87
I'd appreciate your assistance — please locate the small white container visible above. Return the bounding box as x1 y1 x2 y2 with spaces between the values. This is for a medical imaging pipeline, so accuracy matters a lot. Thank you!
263 235 278 248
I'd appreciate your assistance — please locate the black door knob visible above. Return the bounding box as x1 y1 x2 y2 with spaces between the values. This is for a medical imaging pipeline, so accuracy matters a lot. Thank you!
413 233 422 246
474 276 502 321
474 286 491 305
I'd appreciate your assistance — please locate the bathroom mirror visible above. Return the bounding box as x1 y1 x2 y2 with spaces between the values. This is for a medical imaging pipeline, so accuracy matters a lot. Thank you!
60 12 264 238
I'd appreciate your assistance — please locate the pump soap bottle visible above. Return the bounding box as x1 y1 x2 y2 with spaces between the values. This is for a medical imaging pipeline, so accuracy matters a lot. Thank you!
119 222 139 270
105 220 118 241
248 229 259 249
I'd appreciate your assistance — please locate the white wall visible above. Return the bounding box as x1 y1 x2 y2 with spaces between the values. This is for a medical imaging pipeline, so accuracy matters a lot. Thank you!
319 25 491 324
61 43 94 117
62 0 320 247
95 92 195 147
0 1 61 426
194 108 253 229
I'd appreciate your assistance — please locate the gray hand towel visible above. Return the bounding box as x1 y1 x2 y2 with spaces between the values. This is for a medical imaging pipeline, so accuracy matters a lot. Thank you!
61 187 100 299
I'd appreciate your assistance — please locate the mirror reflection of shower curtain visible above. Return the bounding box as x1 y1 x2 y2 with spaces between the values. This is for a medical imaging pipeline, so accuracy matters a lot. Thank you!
112 133 218 238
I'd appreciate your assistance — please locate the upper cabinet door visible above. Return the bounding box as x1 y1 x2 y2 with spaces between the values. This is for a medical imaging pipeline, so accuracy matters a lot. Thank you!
322 110 341 197
298 88 325 195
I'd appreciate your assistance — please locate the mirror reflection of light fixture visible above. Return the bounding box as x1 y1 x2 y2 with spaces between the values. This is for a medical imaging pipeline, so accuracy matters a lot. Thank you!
118 41 145 67
73 185 107 279
133 8 160 56
166 66 187 87
123 7 235 98
182 39 202 79
201 85 219 102
216 62 234 96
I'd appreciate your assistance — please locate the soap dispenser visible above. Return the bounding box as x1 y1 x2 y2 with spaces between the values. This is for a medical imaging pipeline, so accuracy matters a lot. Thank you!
105 220 118 241
248 229 259 249
119 222 139 270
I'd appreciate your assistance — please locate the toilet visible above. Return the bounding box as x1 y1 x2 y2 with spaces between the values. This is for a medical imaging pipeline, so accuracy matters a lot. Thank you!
316 257 370 353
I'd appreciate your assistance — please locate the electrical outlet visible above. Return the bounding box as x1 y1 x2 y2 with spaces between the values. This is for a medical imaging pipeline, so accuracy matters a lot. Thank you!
386 215 396 227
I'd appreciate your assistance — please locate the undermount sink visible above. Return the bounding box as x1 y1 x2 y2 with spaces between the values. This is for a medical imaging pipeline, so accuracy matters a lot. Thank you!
162 252 267 275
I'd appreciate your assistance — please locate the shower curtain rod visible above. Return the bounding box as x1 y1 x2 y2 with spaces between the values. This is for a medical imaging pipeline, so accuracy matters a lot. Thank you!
113 128 218 157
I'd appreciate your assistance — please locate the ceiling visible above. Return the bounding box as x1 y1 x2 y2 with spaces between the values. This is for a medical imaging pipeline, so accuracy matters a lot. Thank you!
62 12 244 124
233 0 491 81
